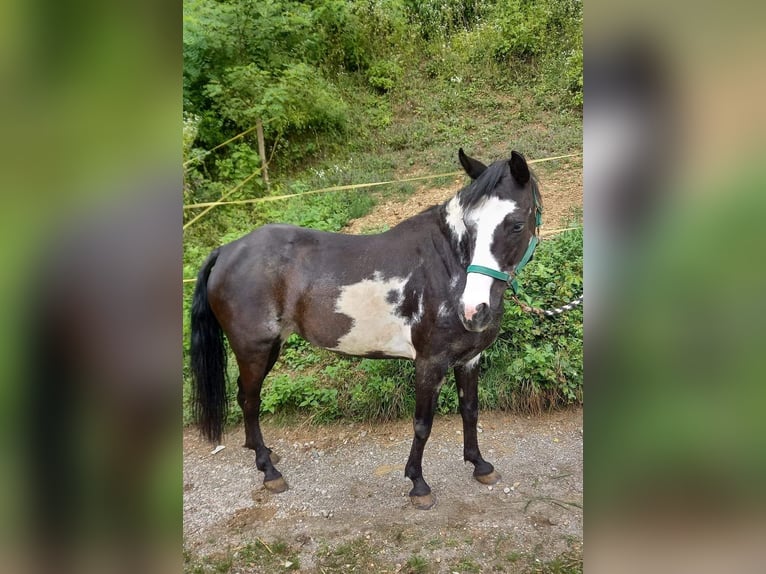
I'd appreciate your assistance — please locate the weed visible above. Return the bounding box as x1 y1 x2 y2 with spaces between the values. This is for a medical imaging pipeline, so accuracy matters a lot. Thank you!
317 537 377 570
405 554 430 573
526 549 582 574
452 556 481 573
183 539 301 573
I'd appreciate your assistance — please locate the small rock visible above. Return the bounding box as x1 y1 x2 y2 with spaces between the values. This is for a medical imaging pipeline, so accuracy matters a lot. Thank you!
389 436 395 441
320 489 327 495
436 557 441 563
284 561 293 568
503 487 511 494
488 486 493 491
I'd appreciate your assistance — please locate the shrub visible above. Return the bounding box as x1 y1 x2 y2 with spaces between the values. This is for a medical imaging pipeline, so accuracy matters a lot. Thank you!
366 59 403 93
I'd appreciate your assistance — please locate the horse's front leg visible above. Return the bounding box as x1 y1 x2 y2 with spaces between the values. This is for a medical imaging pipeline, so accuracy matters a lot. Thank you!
405 359 448 510
455 357 501 485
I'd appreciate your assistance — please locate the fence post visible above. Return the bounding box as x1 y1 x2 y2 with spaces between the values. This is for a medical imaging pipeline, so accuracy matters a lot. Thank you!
256 118 269 188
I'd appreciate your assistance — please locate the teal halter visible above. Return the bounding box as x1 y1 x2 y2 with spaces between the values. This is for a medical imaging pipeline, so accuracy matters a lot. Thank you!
466 189 542 295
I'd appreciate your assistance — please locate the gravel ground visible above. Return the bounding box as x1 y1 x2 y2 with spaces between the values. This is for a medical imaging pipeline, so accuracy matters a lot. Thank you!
183 407 582 572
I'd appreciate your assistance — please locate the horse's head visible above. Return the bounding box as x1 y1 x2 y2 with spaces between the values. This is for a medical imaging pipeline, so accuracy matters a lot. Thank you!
451 148 541 332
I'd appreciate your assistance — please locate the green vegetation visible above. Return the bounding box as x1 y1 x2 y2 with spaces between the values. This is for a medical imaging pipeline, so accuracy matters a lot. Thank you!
183 539 300 573
183 0 582 427
184 534 582 573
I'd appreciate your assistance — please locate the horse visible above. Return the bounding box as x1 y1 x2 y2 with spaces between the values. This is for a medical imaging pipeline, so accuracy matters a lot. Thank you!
189 149 542 509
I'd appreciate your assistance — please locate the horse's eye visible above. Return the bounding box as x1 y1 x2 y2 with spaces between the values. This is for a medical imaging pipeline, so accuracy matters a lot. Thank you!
512 222 524 233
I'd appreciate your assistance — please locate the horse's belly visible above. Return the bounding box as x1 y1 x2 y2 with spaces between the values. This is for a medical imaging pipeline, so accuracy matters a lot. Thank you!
329 274 417 360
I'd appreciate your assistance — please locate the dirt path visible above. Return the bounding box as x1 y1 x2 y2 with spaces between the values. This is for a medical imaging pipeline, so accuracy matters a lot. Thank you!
183 408 582 573
344 158 582 235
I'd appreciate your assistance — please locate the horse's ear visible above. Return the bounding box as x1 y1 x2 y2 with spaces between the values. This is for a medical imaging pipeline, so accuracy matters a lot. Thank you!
509 151 530 185
459 148 487 180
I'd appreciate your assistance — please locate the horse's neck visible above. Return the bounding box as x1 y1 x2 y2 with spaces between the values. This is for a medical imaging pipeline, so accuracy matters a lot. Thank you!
438 197 472 268
438 202 471 268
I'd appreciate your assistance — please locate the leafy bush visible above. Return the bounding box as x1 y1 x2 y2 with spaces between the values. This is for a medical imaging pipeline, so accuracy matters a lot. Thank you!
265 189 375 232
403 0 489 41
366 59 403 93
484 225 583 411
490 0 551 61
260 374 339 422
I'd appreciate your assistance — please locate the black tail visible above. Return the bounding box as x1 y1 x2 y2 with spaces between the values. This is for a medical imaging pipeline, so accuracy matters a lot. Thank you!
190 249 228 442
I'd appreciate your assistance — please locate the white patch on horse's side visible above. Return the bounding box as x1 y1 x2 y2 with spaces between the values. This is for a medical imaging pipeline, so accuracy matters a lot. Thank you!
462 197 517 311
464 353 481 370
412 293 425 324
437 302 450 318
445 196 466 242
450 275 460 289
331 273 416 359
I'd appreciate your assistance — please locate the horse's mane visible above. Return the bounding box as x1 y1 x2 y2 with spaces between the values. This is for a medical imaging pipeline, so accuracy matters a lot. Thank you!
458 160 509 210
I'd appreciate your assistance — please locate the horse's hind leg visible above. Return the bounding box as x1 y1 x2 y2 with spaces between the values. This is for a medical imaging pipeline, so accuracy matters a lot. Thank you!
455 359 501 485
236 339 288 493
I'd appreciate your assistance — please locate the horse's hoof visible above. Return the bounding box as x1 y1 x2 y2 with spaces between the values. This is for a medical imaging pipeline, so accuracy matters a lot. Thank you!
474 469 502 485
269 451 281 465
410 492 437 510
263 477 289 493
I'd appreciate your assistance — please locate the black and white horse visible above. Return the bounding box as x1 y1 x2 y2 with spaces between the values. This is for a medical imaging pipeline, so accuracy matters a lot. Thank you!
190 149 542 509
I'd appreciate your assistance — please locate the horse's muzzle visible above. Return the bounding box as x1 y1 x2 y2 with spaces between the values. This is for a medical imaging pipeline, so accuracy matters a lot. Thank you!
460 303 491 332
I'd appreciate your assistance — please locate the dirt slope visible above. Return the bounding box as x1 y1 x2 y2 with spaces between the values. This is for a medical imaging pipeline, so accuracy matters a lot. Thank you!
344 158 582 235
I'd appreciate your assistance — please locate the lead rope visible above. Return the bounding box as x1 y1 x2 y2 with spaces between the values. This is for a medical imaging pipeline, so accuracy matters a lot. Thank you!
507 291 584 317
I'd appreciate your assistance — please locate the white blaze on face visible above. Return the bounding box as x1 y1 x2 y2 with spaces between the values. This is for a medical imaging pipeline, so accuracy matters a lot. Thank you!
461 197 517 320
331 273 417 359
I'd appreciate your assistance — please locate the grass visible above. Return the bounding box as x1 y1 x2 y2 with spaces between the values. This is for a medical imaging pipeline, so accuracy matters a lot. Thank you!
316 537 380 571
183 539 300 573
526 549 582 574
184 535 582 574
404 554 430 574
